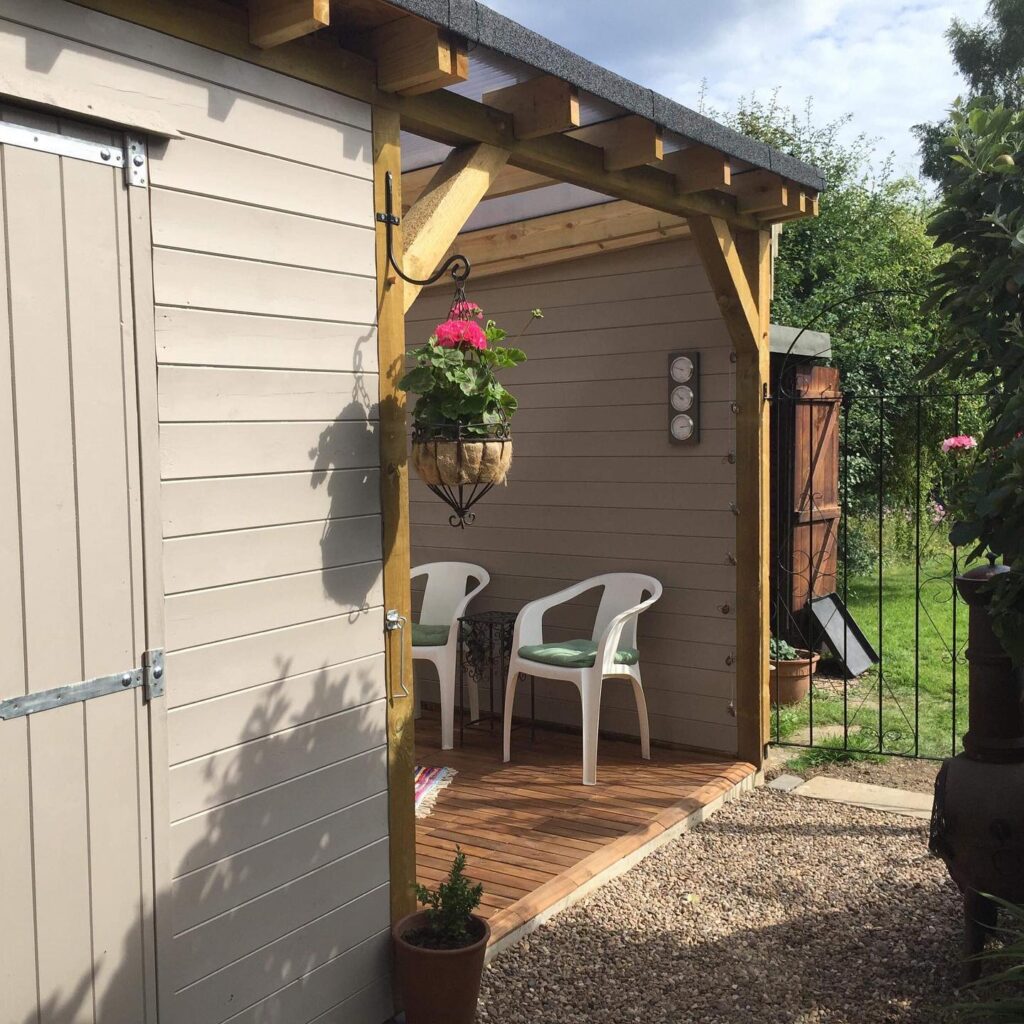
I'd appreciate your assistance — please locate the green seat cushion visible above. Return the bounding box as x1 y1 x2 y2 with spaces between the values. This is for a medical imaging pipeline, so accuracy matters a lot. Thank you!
412 623 450 647
518 639 639 669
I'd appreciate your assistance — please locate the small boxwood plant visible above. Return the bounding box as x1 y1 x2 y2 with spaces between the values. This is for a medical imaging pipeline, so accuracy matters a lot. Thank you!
406 847 484 950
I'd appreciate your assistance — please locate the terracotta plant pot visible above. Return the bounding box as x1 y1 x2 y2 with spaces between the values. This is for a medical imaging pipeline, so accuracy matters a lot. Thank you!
770 650 820 705
412 437 512 487
392 911 490 1024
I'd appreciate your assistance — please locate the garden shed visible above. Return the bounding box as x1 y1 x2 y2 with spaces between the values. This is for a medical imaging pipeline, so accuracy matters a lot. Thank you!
0 1 822 1022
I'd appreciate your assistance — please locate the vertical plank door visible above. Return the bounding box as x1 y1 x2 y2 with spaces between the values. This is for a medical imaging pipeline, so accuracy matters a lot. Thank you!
0 109 160 1024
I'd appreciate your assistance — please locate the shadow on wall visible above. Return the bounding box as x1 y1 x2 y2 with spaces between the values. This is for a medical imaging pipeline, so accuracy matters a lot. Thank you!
16 661 393 1024
310 328 383 610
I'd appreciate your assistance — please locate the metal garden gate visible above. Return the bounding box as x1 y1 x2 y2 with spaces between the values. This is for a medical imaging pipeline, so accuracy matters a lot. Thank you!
770 375 990 761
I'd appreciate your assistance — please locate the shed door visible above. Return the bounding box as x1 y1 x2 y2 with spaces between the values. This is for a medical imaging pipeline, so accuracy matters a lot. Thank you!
0 110 160 1024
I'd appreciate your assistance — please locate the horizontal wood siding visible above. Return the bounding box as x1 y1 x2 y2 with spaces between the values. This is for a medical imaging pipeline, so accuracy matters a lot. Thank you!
0 4 390 1022
409 241 738 754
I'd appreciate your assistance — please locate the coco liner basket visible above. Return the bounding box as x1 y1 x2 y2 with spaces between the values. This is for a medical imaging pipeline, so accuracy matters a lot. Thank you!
411 421 512 528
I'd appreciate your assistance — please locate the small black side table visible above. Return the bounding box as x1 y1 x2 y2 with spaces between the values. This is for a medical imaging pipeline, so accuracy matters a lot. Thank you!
457 609 535 746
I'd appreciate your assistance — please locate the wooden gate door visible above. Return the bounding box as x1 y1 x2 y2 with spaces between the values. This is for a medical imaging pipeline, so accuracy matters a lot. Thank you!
0 109 161 1024
788 364 842 622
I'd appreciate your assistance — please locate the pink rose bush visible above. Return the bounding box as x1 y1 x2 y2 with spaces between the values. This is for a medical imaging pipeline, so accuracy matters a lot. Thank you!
932 435 981 531
941 434 978 453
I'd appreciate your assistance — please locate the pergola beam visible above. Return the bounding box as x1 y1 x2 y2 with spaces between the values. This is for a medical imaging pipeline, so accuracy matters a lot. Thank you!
249 0 328 48
433 200 690 281
401 143 511 309
568 114 664 171
402 163 553 212
482 75 581 140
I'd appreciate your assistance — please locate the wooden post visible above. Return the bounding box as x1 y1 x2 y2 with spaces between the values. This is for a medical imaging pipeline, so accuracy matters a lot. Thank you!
373 106 417 925
690 216 772 768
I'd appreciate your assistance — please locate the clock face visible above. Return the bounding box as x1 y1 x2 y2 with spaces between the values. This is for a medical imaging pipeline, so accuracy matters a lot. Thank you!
671 384 694 412
670 355 694 383
670 414 694 441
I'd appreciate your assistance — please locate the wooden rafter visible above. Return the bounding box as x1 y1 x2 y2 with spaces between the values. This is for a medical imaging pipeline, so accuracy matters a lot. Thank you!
432 200 689 282
732 170 787 215
401 143 511 309
402 163 553 212
74 0 820 229
369 16 468 95
664 144 731 194
482 75 580 140
755 186 805 222
769 192 820 223
568 114 664 171
249 0 328 48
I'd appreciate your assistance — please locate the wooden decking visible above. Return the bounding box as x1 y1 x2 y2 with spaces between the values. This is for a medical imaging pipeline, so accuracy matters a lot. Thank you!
414 712 756 948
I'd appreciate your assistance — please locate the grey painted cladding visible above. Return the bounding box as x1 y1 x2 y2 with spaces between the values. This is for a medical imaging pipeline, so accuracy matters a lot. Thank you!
383 0 827 192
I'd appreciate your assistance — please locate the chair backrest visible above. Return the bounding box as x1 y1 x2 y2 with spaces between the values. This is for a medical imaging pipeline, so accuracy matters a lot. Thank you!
591 573 662 647
413 562 490 626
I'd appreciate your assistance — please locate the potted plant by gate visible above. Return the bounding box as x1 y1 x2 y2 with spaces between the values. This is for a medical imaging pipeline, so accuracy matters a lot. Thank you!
393 847 488 1024
398 299 541 495
770 635 820 705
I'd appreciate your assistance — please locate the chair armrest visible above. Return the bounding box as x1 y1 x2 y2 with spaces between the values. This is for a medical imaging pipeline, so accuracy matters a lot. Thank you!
511 578 604 651
449 572 490 634
595 586 662 671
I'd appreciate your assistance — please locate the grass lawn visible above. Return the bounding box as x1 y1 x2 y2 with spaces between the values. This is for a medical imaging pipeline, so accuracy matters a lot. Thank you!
773 556 970 760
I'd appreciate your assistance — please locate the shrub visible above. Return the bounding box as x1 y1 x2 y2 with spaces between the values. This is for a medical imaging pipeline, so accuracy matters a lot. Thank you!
925 101 1024 663
407 847 483 950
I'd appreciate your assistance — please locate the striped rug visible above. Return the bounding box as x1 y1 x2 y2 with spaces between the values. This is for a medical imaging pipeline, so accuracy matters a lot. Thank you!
414 765 456 819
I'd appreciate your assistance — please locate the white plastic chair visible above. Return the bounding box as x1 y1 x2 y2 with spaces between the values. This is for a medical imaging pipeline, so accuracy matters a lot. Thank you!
502 573 663 785
411 562 490 750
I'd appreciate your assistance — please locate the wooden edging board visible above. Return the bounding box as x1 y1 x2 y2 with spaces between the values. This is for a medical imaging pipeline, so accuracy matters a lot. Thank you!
484 764 760 959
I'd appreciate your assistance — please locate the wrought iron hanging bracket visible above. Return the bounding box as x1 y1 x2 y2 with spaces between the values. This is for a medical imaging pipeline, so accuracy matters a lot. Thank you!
375 170 472 287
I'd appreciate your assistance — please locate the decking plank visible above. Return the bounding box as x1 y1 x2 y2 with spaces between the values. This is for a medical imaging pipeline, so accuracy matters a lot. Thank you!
414 712 754 945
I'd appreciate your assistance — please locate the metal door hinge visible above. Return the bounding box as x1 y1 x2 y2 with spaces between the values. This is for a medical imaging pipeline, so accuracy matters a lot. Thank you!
143 649 165 701
0 648 164 720
0 119 126 168
125 134 148 188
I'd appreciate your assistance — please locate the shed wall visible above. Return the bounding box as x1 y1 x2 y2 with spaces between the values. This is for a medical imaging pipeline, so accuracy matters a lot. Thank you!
0 4 391 1023
408 239 739 754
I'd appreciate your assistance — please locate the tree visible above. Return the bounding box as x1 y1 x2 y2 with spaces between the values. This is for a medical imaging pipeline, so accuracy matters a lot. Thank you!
925 101 1024 663
916 0 1024 179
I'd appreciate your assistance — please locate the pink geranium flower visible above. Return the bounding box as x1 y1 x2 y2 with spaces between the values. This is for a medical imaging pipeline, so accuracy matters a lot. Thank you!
450 301 484 319
941 434 978 453
435 318 488 350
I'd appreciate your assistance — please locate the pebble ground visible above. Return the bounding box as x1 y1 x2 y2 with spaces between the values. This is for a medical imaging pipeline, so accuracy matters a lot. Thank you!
478 788 963 1024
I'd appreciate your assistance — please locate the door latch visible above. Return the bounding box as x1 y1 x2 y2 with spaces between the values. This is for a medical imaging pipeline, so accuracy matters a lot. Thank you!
385 610 410 700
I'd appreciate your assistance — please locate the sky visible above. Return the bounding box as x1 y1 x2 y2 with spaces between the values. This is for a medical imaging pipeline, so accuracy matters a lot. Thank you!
484 0 991 177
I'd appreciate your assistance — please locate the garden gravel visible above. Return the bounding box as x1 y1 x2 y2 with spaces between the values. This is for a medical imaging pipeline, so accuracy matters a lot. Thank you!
478 788 963 1024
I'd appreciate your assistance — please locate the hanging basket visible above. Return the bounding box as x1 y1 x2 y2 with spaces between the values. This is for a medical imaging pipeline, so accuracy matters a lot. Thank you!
412 436 513 487
411 422 512 527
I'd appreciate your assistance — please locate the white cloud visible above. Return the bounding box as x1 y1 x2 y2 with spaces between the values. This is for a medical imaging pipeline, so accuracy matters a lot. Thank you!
484 0 990 175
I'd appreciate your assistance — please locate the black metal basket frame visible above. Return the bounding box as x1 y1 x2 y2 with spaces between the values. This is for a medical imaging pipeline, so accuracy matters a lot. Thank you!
412 420 511 528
